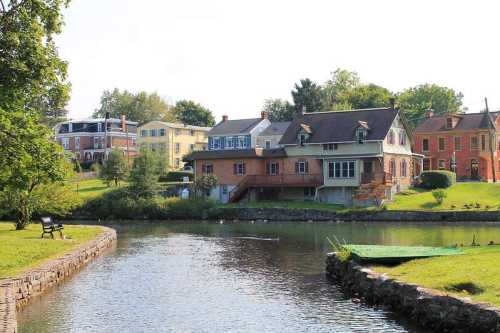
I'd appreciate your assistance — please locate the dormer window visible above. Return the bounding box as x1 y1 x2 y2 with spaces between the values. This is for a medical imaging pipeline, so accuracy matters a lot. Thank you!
298 123 312 146
446 118 453 129
299 134 307 146
356 128 367 144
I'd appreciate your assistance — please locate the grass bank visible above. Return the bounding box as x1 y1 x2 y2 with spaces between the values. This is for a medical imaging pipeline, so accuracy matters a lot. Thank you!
373 245 500 306
387 183 500 211
223 200 347 212
71 178 115 200
0 222 105 278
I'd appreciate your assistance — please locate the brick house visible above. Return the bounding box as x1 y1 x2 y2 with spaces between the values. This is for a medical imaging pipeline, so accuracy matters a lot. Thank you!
413 111 500 182
188 107 417 206
54 116 138 165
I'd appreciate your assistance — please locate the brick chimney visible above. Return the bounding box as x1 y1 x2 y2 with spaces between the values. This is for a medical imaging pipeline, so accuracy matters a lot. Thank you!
121 115 126 131
261 111 268 119
222 115 228 122
426 109 434 118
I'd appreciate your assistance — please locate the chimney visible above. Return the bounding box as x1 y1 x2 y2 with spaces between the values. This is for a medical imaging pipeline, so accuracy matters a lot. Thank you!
426 109 434 118
121 115 126 132
261 111 268 119
222 115 228 122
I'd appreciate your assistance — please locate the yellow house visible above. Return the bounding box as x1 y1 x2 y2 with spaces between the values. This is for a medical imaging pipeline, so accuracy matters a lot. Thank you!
137 121 211 170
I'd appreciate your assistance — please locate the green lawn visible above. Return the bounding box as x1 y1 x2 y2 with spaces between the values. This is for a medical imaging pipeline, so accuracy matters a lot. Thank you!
373 245 500 306
0 222 105 278
223 200 349 212
387 183 500 211
70 178 117 200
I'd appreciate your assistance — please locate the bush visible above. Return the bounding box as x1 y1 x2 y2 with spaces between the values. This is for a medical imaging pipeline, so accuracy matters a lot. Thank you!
160 171 194 182
165 198 216 219
432 189 447 205
420 170 456 189
90 162 101 173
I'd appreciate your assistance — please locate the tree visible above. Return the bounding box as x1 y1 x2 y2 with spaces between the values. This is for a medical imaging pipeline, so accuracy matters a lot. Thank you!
100 149 129 186
93 89 176 124
193 175 218 198
173 100 215 127
0 109 73 229
397 84 464 125
337 84 393 110
0 0 71 125
291 78 323 113
128 148 161 198
262 98 295 121
322 68 360 111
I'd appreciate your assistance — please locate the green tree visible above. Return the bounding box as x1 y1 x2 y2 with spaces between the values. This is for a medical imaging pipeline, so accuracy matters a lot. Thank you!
193 175 218 198
0 109 73 229
291 78 323 113
100 149 129 186
337 84 392 110
128 148 161 198
397 84 464 125
322 68 360 111
173 100 215 127
0 0 71 125
93 89 176 124
262 98 295 121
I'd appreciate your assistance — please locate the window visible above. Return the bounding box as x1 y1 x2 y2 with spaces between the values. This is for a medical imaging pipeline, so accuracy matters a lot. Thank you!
481 134 486 150
75 137 80 150
399 130 407 145
233 162 246 175
190 130 195 136
356 129 366 144
159 128 166 136
422 138 429 152
438 137 445 151
327 161 355 178
387 130 395 144
214 137 220 149
400 159 407 177
295 160 309 174
202 163 213 174
323 143 338 151
265 140 271 149
175 158 180 168
175 143 180 154
454 137 462 151
150 129 157 137
423 159 430 171
227 137 233 148
299 134 307 146
471 136 479 150
239 136 246 148
446 118 453 129
190 144 194 151
266 162 280 175
61 137 70 150
222 185 228 195
175 128 181 136
438 159 446 170
97 123 102 132
141 129 147 137
390 159 396 177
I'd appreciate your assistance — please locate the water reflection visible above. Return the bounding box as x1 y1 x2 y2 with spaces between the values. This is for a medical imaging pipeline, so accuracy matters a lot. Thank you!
18 221 500 333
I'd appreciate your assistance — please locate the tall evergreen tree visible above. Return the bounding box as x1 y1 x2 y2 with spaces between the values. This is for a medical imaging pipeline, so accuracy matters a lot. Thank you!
291 78 323 113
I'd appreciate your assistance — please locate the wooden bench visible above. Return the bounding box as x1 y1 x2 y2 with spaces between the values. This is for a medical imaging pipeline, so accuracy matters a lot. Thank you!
41 217 64 239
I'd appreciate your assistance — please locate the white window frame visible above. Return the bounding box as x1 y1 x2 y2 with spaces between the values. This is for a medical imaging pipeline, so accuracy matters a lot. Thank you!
175 143 180 154
298 161 307 174
75 136 80 150
159 128 166 136
61 137 70 150
328 160 356 179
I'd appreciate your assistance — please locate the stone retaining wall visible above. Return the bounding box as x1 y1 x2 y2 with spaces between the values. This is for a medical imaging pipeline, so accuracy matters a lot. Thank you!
0 227 117 333
326 253 500 333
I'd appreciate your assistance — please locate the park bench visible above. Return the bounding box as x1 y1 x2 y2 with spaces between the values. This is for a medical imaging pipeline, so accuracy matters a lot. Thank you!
41 217 64 239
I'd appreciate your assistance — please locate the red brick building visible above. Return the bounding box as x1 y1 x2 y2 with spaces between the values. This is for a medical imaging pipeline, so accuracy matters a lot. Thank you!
413 111 500 182
54 116 138 165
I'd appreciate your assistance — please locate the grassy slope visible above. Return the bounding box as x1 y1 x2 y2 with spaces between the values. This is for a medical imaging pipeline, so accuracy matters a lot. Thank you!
223 201 348 212
387 183 500 211
373 245 500 306
71 178 117 200
0 222 104 278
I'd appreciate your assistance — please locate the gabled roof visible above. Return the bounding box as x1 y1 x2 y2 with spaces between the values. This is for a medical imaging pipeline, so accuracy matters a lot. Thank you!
140 121 211 131
259 121 291 136
209 118 264 136
414 111 500 133
185 148 286 160
279 108 398 145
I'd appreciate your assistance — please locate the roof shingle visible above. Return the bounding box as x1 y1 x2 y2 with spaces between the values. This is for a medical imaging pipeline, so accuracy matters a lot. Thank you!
209 118 264 135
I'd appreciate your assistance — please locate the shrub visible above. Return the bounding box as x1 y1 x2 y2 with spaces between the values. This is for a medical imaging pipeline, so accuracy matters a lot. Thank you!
160 171 194 182
165 198 216 219
432 189 447 205
90 162 101 173
420 170 456 189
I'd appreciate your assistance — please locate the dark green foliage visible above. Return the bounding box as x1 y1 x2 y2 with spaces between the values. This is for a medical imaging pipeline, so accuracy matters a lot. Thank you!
337 84 392 110
128 148 161 198
420 171 456 189
262 98 295 121
164 198 216 219
291 78 323 113
160 171 193 182
173 100 215 127
100 149 129 186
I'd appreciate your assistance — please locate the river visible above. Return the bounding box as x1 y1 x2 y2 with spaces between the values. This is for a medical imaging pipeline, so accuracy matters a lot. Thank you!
18 221 500 332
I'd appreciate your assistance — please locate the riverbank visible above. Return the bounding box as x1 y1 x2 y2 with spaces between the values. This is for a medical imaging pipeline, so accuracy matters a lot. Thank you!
0 224 116 333
326 253 500 332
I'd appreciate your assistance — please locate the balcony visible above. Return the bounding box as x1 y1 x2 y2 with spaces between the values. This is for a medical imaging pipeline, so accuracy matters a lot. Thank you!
361 172 392 185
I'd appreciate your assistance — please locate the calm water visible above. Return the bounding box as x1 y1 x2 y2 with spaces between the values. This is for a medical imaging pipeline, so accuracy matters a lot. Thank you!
18 221 500 333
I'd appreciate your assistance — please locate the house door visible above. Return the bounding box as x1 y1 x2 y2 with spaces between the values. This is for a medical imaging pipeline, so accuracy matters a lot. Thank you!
471 159 479 179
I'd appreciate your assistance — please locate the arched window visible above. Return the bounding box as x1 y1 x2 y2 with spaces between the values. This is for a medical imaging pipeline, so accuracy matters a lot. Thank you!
387 130 395 144
390 158 396 177
400 159 407 177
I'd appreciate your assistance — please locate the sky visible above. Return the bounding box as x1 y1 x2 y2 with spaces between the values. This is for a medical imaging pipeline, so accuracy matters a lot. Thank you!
57 0 500 121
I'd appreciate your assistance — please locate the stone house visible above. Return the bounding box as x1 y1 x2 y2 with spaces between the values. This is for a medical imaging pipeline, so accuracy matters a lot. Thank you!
413 110 500 182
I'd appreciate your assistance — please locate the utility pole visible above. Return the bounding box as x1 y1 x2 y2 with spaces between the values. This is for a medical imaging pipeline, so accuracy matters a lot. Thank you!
485 97 497 182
